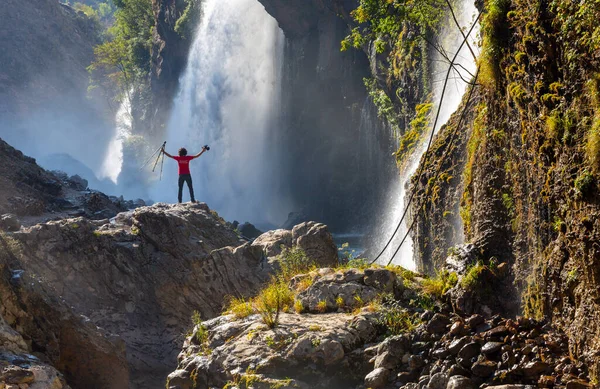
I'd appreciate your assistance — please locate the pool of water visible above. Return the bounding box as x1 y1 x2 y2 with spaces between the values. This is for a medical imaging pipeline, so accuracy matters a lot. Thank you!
333 233 366 259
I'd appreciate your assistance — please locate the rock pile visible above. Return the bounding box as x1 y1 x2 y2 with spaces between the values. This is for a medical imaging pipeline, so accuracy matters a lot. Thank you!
365 312 594 389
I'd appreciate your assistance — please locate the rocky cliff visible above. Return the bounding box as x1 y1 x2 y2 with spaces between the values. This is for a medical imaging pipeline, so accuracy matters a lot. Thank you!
0 137 340 388
255 0 404 232
148 0 196 137
0 0 113 173
409 0 600 377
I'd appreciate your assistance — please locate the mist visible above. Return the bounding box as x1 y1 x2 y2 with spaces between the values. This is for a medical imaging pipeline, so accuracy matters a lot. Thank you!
151 0 290 226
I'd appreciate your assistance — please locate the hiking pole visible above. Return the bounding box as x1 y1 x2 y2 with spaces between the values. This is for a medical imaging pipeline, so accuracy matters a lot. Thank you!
152 141 167 173
140 142 165 170
159 147 165 180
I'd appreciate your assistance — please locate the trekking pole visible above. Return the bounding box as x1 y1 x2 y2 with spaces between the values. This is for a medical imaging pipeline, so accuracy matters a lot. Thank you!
159 148 165 180
152 141 167 173
140 142 165 170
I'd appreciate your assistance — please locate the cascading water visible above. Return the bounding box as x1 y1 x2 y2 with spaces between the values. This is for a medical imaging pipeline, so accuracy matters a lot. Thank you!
99 94 132 183
375 0 480 270
153 0 287 226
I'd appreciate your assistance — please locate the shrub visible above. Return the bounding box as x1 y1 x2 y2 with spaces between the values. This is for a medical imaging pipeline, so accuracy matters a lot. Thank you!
255 280 294 328
225 296 254 319
421 270 458 298
278 247 316 281
377 299 421 336
294 299 304 314
316 300 328 313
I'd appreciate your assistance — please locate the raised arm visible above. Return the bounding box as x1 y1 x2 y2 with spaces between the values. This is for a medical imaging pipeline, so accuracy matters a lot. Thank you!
162 147 175 159
192 146 208 159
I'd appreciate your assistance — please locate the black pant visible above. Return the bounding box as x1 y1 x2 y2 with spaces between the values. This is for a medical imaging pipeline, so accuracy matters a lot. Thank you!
178 174 195 203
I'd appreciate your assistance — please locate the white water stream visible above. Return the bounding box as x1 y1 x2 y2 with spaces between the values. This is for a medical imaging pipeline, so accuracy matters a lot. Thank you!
376 0 480 270
99 93 132 183
151 0 287 225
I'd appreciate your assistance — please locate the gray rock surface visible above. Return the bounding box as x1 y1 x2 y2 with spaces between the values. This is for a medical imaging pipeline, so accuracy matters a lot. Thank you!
167 312 380 389
2 203 339 388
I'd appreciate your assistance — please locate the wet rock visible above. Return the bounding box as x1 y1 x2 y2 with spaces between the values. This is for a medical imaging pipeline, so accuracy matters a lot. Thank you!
486 326 511 338
446 375 475 389
458 342 481 360
450 321 467 336
445 243 478 273
0 366 34 384
365 367 390 389
447 365 471 377
482 342 504 355
432 348 450 359
67 174 88 190
449 337 470 356
408 355 425 370
428 372 448 389
466 314 485 328
471 359 497 377
426 313 451 334
0 213 20 231
522 361 550 377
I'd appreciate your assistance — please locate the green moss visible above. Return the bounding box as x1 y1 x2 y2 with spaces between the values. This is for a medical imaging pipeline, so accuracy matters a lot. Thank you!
460 262 487 290
462 103 488 236
479 0 512 89
522 281 544 320
508 82 528 108
395 102 432 165
421 270 458 298
574 170 596 196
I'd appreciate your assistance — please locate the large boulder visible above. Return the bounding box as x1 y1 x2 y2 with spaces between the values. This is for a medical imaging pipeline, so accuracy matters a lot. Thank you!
253 221 338 268
292 222 338 267
296 268 402 313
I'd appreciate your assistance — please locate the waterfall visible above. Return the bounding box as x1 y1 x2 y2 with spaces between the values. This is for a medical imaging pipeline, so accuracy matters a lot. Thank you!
376 0 480 270
98 94 132 183
152 0 286 226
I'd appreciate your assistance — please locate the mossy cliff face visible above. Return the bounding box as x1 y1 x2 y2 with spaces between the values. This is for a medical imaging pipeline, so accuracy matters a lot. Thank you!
412 0 600 375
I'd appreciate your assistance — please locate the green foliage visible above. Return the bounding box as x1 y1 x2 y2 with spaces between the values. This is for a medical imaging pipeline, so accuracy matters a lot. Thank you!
341 0 446 53
522 281 544 320
175 0 203 40
574 170 595 196
421 269 458 297
462 103 487 235
479 0 511 89
278 247 316 281
88 0 154 101
566 268 579 284
395 102 432 165
256 279 294 328
225 296 254 319
501 193 515 218
377 298 421 335
460 262 487 290
364 78 400 132
586 114 600 172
